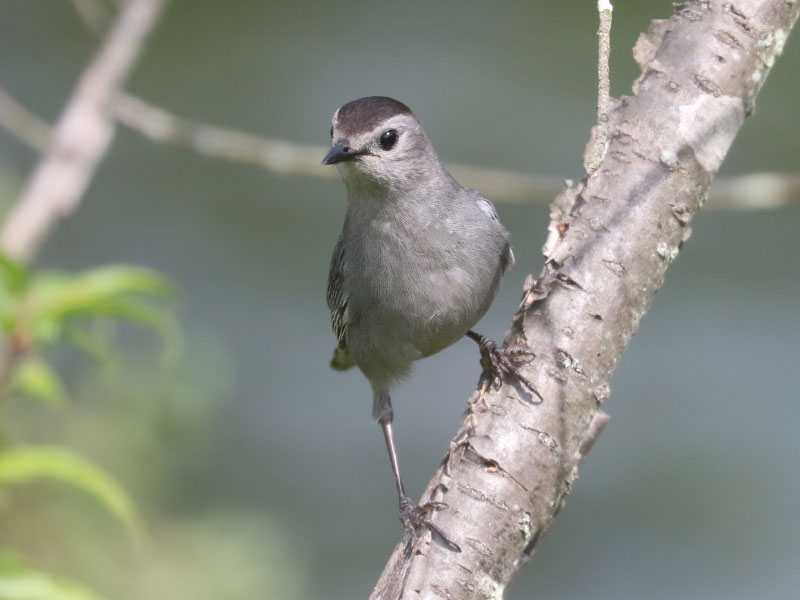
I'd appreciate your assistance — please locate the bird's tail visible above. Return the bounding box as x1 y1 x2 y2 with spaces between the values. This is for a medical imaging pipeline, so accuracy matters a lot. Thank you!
330 342 357 371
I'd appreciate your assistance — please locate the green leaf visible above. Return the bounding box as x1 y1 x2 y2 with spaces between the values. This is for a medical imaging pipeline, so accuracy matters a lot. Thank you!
0 255 27 334
0 566 105 600
61 300 182 363
76 296 179 338
28 265 174 323
16 264 179 357
85 298 183 360
0 446 142 543
0 254 28 294
60 328 115 366
11 358 65 407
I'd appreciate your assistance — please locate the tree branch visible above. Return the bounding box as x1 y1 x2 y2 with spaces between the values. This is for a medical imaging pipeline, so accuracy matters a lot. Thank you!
0 0 167 263
2 85 798 210
585 0 614 173
0 87 51 152
371 1 800 597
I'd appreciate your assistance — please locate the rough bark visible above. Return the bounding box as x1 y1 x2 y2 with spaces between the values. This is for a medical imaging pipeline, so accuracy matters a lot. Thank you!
371 1 800 598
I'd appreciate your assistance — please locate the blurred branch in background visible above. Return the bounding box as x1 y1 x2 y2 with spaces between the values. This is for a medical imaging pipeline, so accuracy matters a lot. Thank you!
0 1 175 598
111 93 567 202
0 0 168 264
0 88 50 153
69 0 114 33
2 84 798 210
0 0 176 406
112 95 800 209
114 93 334 179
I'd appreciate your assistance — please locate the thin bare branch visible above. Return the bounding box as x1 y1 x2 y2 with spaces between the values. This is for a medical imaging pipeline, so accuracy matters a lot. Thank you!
585 0 614 173
0 0 167 263
110 94 800 209
108 93 800 210
0 87 52 152
114 93 333 178
1 87 797 210
70 0 113 32
112 93 565 201
708 171 800 209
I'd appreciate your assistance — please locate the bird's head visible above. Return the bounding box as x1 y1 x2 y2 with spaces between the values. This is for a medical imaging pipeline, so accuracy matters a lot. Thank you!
322 96 443 193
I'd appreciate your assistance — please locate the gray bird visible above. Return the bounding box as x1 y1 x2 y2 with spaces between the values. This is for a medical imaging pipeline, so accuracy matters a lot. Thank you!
323 96 533 549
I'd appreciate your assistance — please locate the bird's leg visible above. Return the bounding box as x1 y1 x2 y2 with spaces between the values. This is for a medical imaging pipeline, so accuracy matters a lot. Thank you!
466 330 542 402
374 391 461 552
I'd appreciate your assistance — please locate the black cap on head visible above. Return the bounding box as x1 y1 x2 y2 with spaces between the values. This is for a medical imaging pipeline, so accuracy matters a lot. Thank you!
335 96 413 138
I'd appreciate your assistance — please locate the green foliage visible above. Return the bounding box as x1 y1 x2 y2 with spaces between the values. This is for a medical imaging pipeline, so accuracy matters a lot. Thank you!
0 256 179 402
22 266 173 338
0 447 142 543
0 554 105 600
0 255 28 298
11 359 65 407
0 253 179 598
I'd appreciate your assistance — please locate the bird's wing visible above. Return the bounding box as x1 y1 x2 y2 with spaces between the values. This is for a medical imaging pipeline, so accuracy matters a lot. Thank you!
501 240 515 273
475 193 515 273
327 234 348 343
326 234 355 370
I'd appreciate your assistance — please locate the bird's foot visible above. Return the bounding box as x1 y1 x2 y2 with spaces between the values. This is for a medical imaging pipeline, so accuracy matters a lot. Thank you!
398 494 461 552
467 331 543 402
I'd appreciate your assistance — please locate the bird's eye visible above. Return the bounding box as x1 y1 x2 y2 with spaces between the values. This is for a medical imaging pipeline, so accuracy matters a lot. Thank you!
330 126 334 138
379 129 398 151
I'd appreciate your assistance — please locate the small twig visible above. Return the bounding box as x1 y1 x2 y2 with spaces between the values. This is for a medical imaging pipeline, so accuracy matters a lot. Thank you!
0 325 32 404
577 410 610 466
585 0 614 174
114 93 333 178
0 87 52 152
0 0 168 263
706 172 800 210
70 0 113 33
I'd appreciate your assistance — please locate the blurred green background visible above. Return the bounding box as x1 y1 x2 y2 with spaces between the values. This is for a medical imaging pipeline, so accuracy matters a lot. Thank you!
1 1 799 598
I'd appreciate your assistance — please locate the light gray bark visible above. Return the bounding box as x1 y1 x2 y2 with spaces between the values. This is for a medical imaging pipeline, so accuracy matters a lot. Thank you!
371 1 800 598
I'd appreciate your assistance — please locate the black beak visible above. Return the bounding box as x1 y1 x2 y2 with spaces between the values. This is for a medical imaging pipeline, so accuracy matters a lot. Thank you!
322 139 369 165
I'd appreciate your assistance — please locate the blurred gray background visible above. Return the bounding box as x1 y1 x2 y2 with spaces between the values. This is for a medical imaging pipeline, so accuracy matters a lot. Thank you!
1 1 798 598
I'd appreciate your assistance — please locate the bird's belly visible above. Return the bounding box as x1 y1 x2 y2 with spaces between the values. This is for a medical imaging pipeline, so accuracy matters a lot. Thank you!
413 267 494 354
343 222 505 383
359 263 499 359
